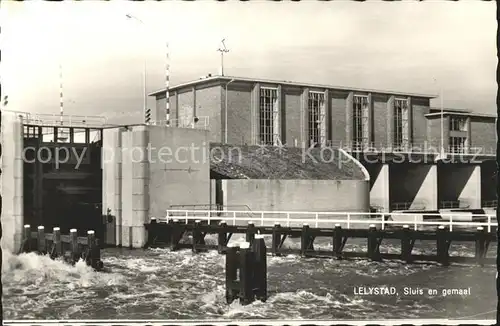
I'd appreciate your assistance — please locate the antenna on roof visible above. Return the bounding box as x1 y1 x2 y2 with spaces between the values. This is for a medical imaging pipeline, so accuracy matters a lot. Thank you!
217 38 229 76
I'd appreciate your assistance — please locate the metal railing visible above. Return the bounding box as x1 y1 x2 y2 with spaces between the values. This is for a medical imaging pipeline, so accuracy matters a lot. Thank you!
161 209 498 232
168 204 254 217
391 202 426 211
482 200 498 208
151 116 209 130
439 201 470 209
18 112 107 128
322 141 496 156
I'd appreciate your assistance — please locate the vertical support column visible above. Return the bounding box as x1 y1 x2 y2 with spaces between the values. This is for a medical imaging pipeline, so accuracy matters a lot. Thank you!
37 226 46 254
367 93 373 148
246 221 256 245
436 225 450 266
332 224 343 259
401 225 413 263
218 220 227 254
466 116 472 152
272 222 281 256
367 224 381 261
475 226 486 266
239 242 255 305
252 83 261 145
252 235 267 302
276 84 283 145
225 243 239 304
192 86 197 121
387 96 395 148
346 92 354 147
302 88 310 147
407 96 413 147
324 89 331 145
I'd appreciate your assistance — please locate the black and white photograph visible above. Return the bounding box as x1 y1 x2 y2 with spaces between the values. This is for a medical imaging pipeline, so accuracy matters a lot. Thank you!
1 1 498 324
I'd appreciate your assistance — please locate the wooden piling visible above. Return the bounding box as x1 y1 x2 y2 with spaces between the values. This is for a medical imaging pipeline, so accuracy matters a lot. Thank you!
218 220 228 254
436 225 450 266
252 234 267 302
367 224 381 261
170 219 181 251
238 241 254 305
333 224 343 259
22 224 31 253
70 228 79 263
37 226 46 254
192 220 202 253
246 221 255 244
475 226 486 266
272 222 281 256
147 217 157 247
86 230 96 267
401 225 413 263
225 243 239 304
301 223 310 257
51 227 62 259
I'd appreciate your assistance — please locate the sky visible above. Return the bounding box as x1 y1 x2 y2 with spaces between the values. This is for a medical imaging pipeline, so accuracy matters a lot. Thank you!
1 1 497 123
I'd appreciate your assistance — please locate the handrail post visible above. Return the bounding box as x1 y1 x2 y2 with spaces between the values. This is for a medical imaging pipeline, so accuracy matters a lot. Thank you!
347 214 350 229
286 213 290 227
413 215 417 231
381 213 385 230
488 215 491 233
233 211 236 226
261 212 264 226
449 215 453 232
315 213 318 228
185 211 188 224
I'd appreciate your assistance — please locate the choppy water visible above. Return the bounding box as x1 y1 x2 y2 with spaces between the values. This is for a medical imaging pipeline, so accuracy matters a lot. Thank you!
2 234 497 320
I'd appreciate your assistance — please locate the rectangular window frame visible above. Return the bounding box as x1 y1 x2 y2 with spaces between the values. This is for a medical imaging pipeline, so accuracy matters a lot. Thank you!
353 94 369 150
259 87 280 146
308 91 326 147
393 98 409 150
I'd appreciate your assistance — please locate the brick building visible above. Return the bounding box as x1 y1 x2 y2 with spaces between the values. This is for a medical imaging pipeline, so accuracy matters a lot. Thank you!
149 75 496 154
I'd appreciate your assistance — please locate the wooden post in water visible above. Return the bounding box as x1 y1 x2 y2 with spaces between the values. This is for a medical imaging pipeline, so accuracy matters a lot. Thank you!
192 220 203 253
147 217 157 247
70 229 79 263
225 243 239 304
218 220 227 254
51 227 62 259
272 222 281 256
436 225 449 266
246 221 255 245
401 225 413 263
238 241 254 305
252 234 267 302
367 224 381 261
475 226 486 266
301 223 310 257
333 224 343 259
86 230 96 267
37 226 46 254
22 224 31 253
170 219 181 251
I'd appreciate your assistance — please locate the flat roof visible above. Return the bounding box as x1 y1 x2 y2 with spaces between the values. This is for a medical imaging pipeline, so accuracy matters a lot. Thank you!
425 111 496 119
149 75 438 99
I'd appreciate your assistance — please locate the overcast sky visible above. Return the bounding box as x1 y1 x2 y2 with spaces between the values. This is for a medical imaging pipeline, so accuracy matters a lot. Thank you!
1 1 496 123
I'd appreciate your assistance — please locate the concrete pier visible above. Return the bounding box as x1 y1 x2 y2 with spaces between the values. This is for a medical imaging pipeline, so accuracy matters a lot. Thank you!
0 111 24 253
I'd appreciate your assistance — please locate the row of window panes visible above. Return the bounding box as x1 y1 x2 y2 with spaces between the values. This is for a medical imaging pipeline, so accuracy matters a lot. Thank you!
449 117 467 131
449 137 467 153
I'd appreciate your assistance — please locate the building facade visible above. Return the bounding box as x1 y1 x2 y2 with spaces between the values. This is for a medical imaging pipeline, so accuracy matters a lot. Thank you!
149 75 496 154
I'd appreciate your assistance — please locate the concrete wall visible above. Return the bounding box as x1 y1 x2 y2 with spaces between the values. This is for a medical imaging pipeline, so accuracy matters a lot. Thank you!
369 164 390 211
0 111 24 253
438 164 481 209
411 97 431 146
283 87 303 147
226 83 253 145
389 163 437 210
102 124 210 248
372 94 389 147
219 179 370 226
330 90 349 146
470 117 496 153
197 85 223 143
148 126 211 219
426 116 449 150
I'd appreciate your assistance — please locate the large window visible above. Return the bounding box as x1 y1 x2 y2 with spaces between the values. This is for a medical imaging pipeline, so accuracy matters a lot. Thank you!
393 98 409 149
353 95 369 150
308 92 326 147
449 136 466 153
449 116 467 131
259 88 279 145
